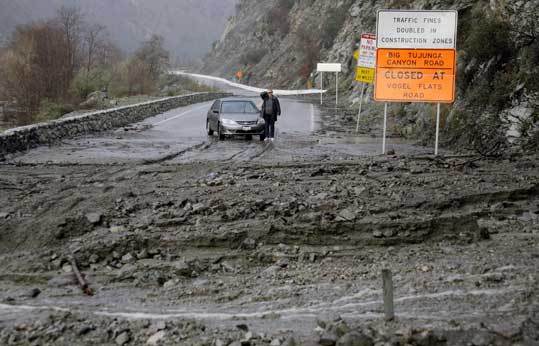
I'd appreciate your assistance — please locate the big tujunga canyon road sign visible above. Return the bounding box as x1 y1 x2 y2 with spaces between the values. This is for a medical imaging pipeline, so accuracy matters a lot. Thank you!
374 10 457 103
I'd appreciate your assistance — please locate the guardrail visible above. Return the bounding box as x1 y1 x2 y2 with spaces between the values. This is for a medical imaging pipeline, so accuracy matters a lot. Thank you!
171 71 327 96
0 92 230 156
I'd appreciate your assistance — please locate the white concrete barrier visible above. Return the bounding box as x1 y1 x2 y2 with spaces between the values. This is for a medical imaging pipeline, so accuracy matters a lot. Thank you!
171 71 327 96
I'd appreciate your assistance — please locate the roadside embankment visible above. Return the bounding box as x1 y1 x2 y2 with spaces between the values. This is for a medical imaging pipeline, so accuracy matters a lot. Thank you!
0 92 230 156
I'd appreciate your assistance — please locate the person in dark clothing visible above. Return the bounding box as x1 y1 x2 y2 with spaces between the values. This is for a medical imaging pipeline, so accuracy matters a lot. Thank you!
260 89 281 141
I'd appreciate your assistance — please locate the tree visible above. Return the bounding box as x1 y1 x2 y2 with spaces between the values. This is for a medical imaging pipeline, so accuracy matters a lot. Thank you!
116 35 170 96
82 23 106 74
55 6 83 96
0 23 70 122
135 35 169 82
73 23 115 99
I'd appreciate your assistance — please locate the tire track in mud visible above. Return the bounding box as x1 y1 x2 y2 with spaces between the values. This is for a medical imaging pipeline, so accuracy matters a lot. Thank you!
142 141 214 165
224 142 274 162
0 286 526 323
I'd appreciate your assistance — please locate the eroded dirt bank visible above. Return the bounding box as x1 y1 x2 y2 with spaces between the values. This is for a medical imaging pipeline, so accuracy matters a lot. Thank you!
1 150 538 345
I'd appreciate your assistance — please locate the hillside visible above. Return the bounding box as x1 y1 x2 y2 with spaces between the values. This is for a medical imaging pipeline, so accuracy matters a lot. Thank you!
202 0 539 154
0 0 237 59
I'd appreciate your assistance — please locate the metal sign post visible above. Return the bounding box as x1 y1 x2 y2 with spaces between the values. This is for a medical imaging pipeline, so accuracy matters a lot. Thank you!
355 33 377 133
317 63 342 107
356 83 365 132
320 72 323 105
382 103 388 154
435 103 441 155
336 72 339 106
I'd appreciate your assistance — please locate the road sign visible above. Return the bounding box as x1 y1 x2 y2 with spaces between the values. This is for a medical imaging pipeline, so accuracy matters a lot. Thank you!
358 33 376 68
235 70 244 81
374 48 456 103
317 63 342 105
375 10 458 155
376 10 457 49
317 63 342 72
356 33 376 84
356 67 375 84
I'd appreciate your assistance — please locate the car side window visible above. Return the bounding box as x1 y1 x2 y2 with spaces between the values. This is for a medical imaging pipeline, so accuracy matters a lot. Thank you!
211 101 220 112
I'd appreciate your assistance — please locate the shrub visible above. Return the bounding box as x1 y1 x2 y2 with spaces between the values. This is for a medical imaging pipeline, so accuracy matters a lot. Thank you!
294 24 319 81
320 5 349 49
239 49 267 65
36 99 74 121
71 67 112 100
267 0 296 37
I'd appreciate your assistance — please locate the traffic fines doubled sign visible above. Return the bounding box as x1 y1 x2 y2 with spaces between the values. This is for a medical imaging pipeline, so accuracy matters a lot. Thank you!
374 10 458 103
356 33 376 84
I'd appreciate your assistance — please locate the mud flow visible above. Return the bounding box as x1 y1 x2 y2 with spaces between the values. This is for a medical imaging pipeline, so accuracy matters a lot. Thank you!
0 100 538 345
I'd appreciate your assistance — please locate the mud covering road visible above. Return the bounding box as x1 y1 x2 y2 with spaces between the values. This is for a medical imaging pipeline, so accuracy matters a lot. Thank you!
0 95 538 345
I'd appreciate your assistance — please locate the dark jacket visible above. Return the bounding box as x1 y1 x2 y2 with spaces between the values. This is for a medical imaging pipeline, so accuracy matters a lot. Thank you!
260 92 281 122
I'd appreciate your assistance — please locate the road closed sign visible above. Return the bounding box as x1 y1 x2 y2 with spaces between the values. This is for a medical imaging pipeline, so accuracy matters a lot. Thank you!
374 49 456 102
374 10 458 103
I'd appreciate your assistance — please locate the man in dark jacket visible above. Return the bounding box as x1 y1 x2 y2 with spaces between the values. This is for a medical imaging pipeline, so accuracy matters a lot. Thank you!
260 89 281 141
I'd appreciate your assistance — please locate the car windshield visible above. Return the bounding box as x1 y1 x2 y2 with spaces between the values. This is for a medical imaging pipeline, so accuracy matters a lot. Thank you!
221 101 258 113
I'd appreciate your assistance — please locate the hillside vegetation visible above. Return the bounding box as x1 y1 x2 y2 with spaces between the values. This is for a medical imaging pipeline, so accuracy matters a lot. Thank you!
202 0 539 155
0 6 217 126
0 0 236 60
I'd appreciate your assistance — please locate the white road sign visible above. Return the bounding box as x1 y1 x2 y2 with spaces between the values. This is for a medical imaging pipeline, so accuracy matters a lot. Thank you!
376 10 457 49
317 63 342 72
358 33 376 68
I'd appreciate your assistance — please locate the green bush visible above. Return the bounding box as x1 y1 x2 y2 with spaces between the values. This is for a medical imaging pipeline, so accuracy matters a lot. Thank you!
36 99 74 121
266 0 296 37
159 75 217 95
463 15 513 65
71 68 112 100
108 62 130 98
320 5 349 49
239 49 267 65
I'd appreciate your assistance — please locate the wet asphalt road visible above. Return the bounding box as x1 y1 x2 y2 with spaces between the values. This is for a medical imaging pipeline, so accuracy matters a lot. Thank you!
9 94 324 165
8 97 440 165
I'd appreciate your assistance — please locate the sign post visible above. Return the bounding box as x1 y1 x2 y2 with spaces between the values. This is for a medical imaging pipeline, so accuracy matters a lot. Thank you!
374 10 457 155
383 103 388 154
320 72 323 105
336 72 339 106
355 33 377 132
435 103 441 155
356 84 366 132
317 63 342 107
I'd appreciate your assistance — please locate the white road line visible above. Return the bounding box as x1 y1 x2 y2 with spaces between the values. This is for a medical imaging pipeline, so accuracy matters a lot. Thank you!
153 104 209 126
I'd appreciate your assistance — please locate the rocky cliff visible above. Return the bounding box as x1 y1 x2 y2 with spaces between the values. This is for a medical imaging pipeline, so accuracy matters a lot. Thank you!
202 0 539 153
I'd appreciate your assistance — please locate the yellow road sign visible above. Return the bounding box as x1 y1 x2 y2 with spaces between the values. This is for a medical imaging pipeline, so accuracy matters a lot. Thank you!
356 67 375 84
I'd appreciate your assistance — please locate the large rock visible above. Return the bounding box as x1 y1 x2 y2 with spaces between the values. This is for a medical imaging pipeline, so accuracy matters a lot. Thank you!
336 332 373 346
80 91 107 109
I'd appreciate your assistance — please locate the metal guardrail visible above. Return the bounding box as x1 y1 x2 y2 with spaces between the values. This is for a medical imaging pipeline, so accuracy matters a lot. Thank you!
171 71 327 96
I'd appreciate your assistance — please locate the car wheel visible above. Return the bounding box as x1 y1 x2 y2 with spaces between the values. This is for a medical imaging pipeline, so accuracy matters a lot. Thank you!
218 123 225 140
245 135 253 140
206 120 214 136
259 134 265 141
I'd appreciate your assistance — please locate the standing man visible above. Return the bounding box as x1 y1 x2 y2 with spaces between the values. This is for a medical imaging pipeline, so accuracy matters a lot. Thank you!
260 89 281 141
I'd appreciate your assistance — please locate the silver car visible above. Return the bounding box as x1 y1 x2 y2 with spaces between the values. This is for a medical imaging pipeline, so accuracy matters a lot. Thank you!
206 98 265 141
